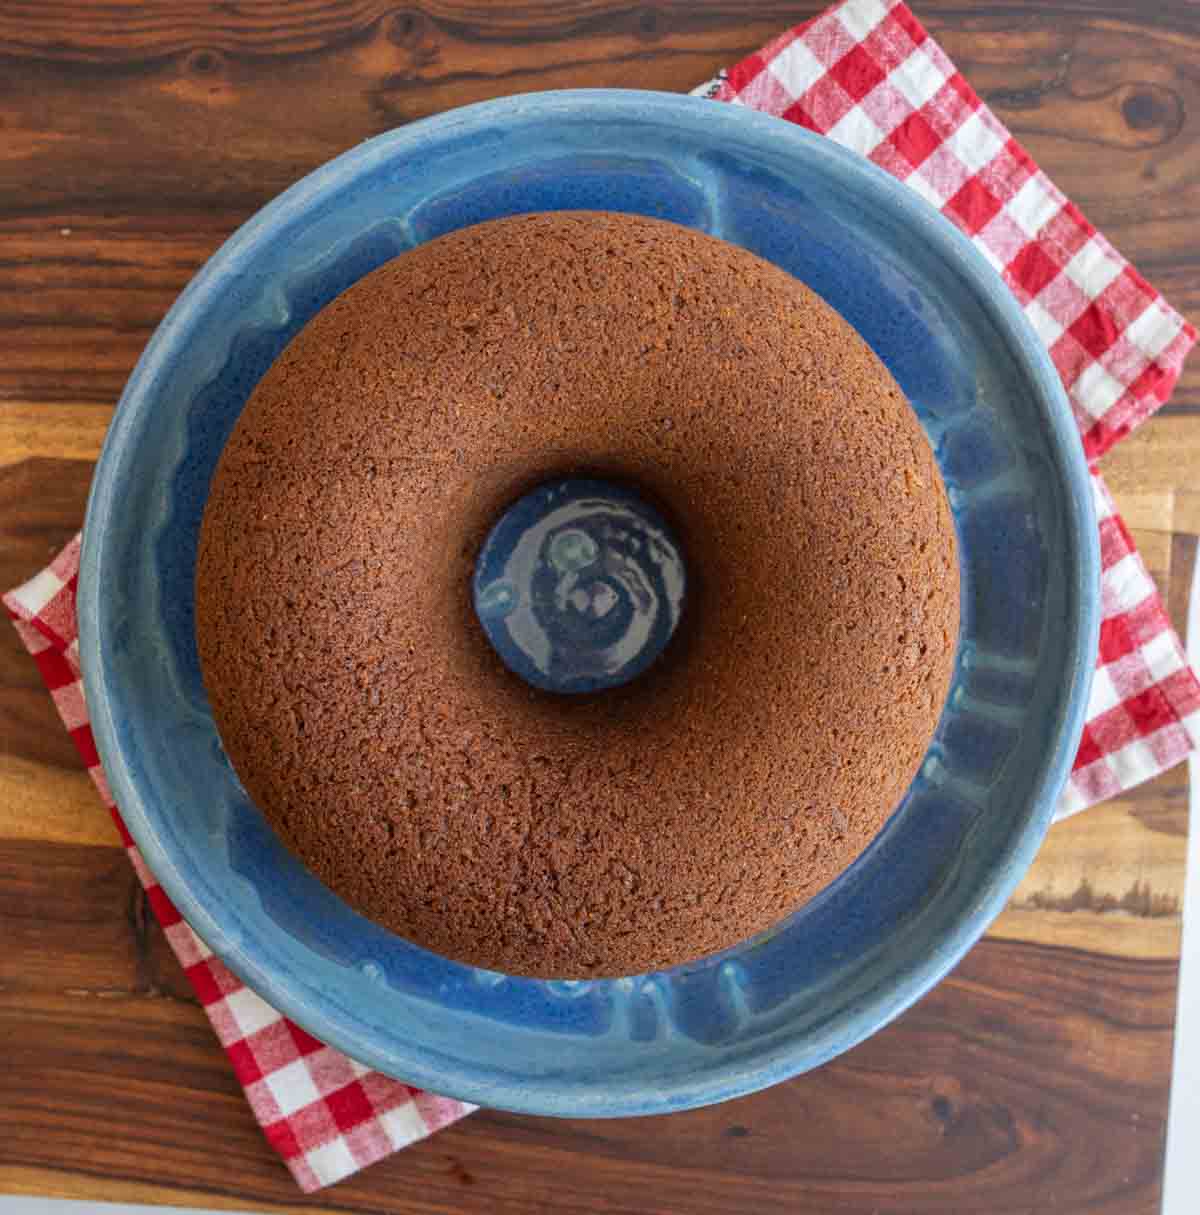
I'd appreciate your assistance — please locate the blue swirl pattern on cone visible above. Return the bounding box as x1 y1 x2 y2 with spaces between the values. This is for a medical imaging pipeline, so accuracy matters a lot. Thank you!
473 479 686 693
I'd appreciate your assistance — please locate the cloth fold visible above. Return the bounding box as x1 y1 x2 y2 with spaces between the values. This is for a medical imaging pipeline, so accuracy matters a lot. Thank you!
7 0 1197 1191
5 535 476 1192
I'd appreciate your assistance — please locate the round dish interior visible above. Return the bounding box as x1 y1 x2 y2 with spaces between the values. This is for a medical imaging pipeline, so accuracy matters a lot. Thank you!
195 210 959 978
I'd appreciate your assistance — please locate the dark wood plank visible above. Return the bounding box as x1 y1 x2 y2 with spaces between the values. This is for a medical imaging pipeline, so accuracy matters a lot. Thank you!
0 835 1177 1213
0 930 1175 1211
934 11 1200 297
0 840 192 1002
0 459 94 773
1 1 1197 406
0 2 793 218
0 216 231 404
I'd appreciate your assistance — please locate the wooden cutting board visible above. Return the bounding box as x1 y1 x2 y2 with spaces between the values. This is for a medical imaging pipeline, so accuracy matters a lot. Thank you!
1 2 1197 1211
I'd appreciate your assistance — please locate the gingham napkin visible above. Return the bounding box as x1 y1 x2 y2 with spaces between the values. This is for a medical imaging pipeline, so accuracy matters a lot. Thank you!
692 0 1200 812
6 0 1198 1191
5 539 475 1191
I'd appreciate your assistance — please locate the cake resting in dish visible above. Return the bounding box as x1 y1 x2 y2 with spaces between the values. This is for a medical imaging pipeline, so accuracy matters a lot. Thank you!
195 211 959 978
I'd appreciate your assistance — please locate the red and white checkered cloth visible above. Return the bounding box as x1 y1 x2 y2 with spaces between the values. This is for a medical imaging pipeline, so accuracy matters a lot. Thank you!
5 537 474 1191
6 0 1198 1190
693 0 1200 815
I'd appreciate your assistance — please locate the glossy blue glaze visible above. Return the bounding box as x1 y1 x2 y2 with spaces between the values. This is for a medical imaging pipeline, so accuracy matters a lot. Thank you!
473 479 686 694
77 90 1099 1117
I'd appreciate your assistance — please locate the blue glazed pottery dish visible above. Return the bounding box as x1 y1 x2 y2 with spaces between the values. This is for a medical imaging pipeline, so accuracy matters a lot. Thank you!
78 90 1099 1117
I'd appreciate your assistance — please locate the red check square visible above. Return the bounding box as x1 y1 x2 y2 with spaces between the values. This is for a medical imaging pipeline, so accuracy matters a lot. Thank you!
888 110 941 168
828 43 887 101
1069 302 1122 361
945 176 1003 234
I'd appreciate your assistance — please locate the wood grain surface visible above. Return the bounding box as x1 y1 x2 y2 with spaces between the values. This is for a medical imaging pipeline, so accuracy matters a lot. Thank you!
1 2 1197 1211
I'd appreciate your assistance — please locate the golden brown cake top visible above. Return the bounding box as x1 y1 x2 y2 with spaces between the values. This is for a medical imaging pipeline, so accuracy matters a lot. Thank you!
195 211 959 978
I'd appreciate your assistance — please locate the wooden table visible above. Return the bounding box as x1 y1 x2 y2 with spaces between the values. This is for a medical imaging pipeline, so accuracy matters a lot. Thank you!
1 3 1196 1212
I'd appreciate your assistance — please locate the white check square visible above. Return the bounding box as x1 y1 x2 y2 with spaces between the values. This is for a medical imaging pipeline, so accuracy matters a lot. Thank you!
1106 736 1160 790
1073 359 1126 417
1141 631 1185 685
1007 176 1060 237
1124 300 1182 360
973 238 1005 272
1064 238 1123 297
381 1099 431 1148
1057 776 1089 819
1103 552 1153 617
8 566 64 618
1091 477 1117 522
1023 298 1065 346
945 110 1006 174
306 1136 359 1186
263 1056 322 1118
903 168 951 211
827 104 886 155
51 681 87 731
223 985 280 1039
766 39 826 99
837 0 890 41
1086 666 1122 717
888 46 947 110
164 920 213 968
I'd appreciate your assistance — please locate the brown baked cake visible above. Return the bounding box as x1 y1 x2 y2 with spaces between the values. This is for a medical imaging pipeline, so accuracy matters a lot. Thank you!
195 210 959 978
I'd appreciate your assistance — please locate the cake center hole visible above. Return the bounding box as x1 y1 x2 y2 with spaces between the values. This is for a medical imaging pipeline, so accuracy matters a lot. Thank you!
472 478 686 694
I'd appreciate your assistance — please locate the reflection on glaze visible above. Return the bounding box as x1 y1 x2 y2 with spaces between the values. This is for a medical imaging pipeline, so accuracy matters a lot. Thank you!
472 479 686 693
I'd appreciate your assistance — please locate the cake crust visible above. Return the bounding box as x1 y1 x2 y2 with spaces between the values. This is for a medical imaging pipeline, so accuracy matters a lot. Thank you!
195 211 959 978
